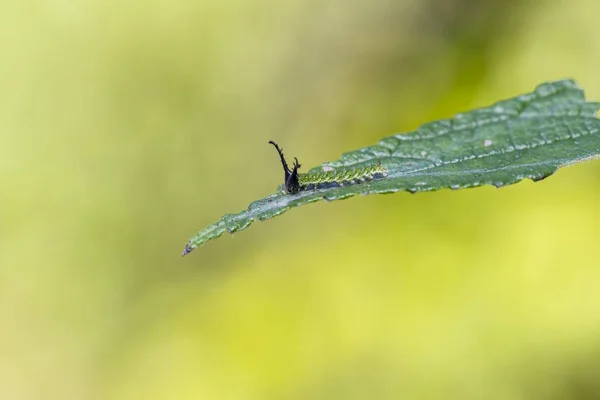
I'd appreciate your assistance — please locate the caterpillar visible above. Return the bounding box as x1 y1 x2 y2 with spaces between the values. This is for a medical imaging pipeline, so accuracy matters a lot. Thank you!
269 141 388 194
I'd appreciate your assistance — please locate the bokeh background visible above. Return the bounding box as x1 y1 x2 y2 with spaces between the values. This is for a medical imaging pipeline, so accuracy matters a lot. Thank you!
3 0 600 398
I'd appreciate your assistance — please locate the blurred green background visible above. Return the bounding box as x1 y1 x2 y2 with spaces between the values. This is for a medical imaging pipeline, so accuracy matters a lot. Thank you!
3 0 600 399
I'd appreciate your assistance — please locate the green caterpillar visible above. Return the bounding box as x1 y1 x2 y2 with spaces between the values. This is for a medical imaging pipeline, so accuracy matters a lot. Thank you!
269 141 388 194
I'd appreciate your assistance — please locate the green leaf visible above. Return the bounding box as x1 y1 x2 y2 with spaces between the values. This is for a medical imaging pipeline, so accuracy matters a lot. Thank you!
183 79 600 255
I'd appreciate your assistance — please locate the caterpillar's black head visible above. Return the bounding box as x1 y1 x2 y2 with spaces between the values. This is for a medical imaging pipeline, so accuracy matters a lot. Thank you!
269 141 301 194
